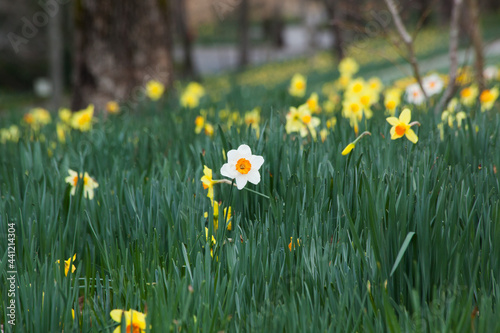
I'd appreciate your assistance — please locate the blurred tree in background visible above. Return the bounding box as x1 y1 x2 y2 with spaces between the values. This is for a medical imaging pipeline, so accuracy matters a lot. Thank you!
71 0 173 110
1 0 500 111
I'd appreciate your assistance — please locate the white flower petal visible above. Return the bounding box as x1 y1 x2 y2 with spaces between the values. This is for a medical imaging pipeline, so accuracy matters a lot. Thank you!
246 170 261 185
235 176 247 190
220 163 236 179
226 149 239 163
250 155 264 171
237 144 252 156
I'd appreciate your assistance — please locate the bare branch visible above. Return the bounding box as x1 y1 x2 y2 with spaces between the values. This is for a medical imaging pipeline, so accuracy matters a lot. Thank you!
435 0 464 115
383 0 428 100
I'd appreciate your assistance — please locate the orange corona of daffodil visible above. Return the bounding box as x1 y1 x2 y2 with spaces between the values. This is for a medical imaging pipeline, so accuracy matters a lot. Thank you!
110 309 147 333
386 108 420 143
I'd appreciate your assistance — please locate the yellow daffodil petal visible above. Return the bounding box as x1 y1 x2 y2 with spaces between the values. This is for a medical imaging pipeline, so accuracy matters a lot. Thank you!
386 117 399 126
405 128 418 143
399 108 412 124
110 310 127 323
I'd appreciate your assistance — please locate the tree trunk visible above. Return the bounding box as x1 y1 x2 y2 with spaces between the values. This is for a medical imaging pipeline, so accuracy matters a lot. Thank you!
176 0 195 78
72 0 173 111
465 0 485 90
49 4 63 110
323 0 344 60
238 0 249 69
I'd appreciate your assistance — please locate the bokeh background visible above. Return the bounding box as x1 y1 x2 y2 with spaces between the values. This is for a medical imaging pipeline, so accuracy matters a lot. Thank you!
1 0 500 111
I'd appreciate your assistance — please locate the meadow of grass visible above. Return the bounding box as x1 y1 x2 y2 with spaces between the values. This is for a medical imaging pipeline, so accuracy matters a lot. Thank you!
1 55 500 332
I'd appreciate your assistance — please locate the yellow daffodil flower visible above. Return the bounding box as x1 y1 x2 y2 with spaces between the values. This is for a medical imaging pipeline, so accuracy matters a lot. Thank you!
459 85 478 106
386 108 420 143
0 125 20 144
58 108 72 124
285 106 306 135
244 108 261 135
368 77 384 94
339 57 359 77
146 80 165 101
56 254 76 276
200 165 215 202
289 73 307 97
306 93 321 113
181 92 200 109
480 87 499 112
23 108 51 131
65 169 99 200
71 104 94 132
110 309 147 333
106 101 120 114
384 88 402 116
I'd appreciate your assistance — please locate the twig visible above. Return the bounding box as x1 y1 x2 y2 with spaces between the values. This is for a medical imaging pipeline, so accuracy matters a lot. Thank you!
412 5 435 41
383 0 428 100
434 0 464 115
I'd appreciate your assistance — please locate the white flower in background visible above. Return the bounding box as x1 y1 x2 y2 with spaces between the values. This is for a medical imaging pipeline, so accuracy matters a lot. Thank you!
422 74 444 96
483 66 498 81
33 78 53 98
220 144 264 190
405 83 426 105
65 169 99 200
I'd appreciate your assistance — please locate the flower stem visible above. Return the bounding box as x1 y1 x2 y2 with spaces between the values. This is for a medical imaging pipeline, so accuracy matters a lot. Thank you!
242 187 270 199
215 178 270 199
353 131 372 144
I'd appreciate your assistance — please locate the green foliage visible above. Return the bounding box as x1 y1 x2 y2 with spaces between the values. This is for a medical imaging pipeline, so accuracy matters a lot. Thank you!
1 73 500 333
